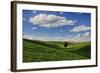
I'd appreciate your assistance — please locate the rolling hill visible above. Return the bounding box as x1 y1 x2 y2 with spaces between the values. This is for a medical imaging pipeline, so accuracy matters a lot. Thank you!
23 39 91 62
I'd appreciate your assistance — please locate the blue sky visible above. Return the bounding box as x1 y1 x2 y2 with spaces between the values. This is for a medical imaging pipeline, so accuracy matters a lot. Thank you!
23 10 91 42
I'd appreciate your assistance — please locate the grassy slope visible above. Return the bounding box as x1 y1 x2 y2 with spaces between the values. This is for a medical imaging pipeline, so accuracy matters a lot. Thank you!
23 39 91 62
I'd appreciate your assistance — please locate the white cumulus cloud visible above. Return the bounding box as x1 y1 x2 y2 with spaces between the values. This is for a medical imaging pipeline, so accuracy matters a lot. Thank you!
75 32 90 38
72 32 91 42
71 25 90 32
23 33 91 42
23 34 34 40
29 14 76 28
84 32 90 37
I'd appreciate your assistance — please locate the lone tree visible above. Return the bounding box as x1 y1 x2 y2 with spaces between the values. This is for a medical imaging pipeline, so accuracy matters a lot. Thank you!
64 42 68 48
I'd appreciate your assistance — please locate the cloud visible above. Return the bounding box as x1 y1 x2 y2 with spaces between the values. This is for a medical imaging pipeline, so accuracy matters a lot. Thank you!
23 31 90 42
84 32 90 37
23 32 90 42
29 14 76 28
76 34 81 37
70 25 90 32
72 32 91 42
32 27 38 30
23 34 34 40
75 32 90 37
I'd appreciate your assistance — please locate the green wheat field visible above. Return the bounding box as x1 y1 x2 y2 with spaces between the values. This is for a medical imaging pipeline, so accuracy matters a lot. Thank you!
23 39 91 62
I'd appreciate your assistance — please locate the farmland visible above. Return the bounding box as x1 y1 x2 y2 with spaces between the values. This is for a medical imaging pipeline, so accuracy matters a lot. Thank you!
23 39 91 62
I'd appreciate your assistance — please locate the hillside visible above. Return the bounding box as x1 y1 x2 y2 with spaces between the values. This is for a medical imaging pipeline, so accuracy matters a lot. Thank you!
23 39 91 62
